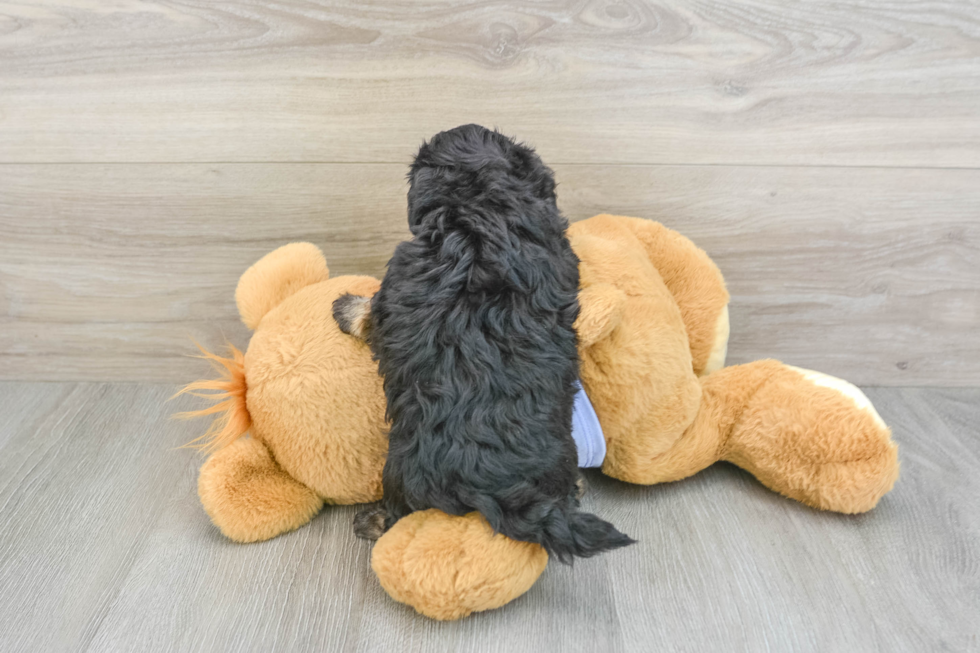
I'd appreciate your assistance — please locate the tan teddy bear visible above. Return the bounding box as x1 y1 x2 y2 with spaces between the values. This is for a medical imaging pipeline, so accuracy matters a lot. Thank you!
179 214 899 620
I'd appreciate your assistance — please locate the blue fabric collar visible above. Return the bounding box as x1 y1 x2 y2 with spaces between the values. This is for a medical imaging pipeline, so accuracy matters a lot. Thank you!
571 381 606 468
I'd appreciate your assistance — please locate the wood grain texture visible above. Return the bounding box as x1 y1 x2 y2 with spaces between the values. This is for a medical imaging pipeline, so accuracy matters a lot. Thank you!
1 163 977 385
558 164 980 387
0 384 200 652
0 383 977 652
0 0 979 166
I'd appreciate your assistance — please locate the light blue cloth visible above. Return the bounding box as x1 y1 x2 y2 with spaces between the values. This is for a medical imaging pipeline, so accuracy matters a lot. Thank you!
571 381 606 468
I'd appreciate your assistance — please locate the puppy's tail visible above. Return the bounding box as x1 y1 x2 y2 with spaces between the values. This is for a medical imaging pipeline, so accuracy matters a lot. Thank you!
539 507 635 564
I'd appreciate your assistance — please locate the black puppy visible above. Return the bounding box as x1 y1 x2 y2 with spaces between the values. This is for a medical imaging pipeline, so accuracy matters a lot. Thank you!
333 125 633 562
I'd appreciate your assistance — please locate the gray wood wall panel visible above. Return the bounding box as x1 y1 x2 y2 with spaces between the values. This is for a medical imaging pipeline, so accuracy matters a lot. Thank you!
1 164 976 384
1 0 978 384
1 1 978 167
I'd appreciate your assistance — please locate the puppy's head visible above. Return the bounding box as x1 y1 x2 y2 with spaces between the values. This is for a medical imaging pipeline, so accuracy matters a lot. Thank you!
407 124 558 233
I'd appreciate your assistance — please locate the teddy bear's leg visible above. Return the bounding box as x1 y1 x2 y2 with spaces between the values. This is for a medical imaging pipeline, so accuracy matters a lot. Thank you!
718 362 899 513
198 436 324 542
644 360 899 513
370 510 549 620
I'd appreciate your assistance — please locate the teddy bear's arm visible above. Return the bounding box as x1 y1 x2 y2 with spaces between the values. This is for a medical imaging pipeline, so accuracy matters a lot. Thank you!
575 283 627 348
586 216 730 375
198 436 324 542
619 218 729 374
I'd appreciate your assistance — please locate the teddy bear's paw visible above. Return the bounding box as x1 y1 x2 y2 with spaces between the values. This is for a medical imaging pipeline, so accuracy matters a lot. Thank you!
371 510 548 620
785 366 887 428
784 366 899 512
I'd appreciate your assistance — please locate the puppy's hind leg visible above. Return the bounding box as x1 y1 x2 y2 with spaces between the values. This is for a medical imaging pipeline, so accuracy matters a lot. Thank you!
575 473 588 502
353 504 388 541
353 492 413 540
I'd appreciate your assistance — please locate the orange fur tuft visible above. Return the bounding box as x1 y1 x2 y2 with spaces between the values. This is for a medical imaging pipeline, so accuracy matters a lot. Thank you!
173 343 251 453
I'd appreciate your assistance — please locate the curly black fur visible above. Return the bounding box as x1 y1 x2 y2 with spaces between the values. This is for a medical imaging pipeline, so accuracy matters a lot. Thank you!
339 125 633 562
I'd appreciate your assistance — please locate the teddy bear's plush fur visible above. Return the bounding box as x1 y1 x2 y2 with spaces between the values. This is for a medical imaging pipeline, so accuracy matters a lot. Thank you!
179 215 899 620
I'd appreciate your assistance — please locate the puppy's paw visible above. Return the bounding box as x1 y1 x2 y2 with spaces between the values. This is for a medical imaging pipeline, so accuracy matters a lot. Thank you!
575 474 588 501
353 505 387 541
332 293 372 340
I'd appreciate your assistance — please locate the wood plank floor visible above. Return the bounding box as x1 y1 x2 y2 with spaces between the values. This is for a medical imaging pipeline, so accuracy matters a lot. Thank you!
0 383 976 652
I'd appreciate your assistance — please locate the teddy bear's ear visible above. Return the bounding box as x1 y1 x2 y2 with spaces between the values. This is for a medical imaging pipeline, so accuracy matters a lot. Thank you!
236 243 329 330
575 283 627 348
